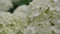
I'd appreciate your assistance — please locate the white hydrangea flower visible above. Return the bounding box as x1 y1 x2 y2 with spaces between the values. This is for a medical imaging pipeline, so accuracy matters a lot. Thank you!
13 5 32 28
14 5 30 18
0 0 13 11
0 12 24 34
23 0 60 34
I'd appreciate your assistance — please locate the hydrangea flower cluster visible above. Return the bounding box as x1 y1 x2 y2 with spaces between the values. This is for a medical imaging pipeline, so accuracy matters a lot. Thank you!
0 0 60 34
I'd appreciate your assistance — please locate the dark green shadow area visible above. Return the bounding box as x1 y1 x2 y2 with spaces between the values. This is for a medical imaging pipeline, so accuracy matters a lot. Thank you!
8 0 33 13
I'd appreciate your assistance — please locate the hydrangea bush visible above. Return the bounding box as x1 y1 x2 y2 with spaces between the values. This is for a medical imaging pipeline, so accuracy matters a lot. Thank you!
0 0 60 34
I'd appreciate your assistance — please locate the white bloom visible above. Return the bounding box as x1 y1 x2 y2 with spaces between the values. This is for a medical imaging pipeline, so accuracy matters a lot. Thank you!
0 0 60 34
0 0 13 11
